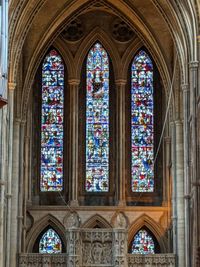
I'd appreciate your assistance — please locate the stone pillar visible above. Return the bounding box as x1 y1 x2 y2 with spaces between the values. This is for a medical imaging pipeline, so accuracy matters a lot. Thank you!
113 229 128 267
189 61 199 267
68 79 80 206
5 82 16 267
163 137 171 206
0 101 8 267
17 121 26 253
10 117 21 267
115 79 126 206
175 120 185 267
66 229 81 267
182 84 190 267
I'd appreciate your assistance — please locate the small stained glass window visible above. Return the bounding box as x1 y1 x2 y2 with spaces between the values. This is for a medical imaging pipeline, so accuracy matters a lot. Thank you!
131 50 154 192
85 43 109 192
39 228 62 254
131 229 155 254
40 50 64 191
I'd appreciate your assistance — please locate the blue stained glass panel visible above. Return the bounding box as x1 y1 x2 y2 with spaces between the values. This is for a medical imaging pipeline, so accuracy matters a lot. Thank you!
131 229 155 254
131 50 154 192
39 229 62 254
40 50 64 191
86 43 109 192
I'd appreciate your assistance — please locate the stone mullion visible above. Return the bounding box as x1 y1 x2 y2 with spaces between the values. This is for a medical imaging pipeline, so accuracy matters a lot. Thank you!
115 80 126 206
175 120 185 267
69 79 80 206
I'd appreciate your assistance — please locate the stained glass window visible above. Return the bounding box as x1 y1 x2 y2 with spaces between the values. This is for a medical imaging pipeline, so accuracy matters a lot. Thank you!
131 229 155 254
131 50 154 192
40 50 64 191
39 228 62 254
85 43 109 192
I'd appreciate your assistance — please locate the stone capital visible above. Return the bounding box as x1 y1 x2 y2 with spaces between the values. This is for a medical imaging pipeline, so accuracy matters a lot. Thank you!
189 61 199 69
68 79 80 86
174 119 183 126
181 84 189 92
8 82 17 91
164 136 171 144
115 79 127 86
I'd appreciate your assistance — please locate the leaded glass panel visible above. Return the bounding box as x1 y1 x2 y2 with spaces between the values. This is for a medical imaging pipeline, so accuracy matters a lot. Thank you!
39 228 62 254
40 50 64 191
86 43 109 192
131 50 154 192
131 229 155 254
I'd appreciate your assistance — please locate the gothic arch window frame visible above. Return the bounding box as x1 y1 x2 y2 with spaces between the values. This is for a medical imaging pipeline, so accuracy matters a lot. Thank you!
32 225 66 253
78 40 116 206
32 46 69 205
26 214 67 253
128 214 167 254
125 47 163 205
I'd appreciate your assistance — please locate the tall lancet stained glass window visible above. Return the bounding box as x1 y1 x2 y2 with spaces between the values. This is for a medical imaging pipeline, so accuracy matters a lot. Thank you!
131 50 154 192
86 43 109 192
131 229 155 254
40 50 64 191
39 228 62 254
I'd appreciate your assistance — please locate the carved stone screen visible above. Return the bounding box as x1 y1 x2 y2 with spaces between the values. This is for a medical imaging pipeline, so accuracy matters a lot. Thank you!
85 42 110 192
40 50 64 191
131 50 154 192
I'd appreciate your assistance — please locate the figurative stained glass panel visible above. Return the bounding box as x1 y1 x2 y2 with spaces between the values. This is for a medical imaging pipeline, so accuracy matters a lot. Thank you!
131 229 155 254
39 228 62 254
131 50 154 192
85 43 109 192
40 50 64 191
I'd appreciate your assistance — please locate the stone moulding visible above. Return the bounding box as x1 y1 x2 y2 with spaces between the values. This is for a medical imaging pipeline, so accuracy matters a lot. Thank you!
19 253 176 267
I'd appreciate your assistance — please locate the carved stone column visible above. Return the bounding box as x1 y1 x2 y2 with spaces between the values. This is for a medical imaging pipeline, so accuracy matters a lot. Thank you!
189 61 199 267
175 120 185 267
66 229 81 267
182 83 190 267
68 79 80 206
5 82 16 267
0 93 8 267
65 212 81 267
115 79 127 206
113 212 128 267
113 229 128 267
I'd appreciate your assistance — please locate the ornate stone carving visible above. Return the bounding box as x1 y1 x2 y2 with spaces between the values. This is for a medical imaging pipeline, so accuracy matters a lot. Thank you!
61 19 84 41
82 230 113 266
19 253 176 267
19 254 67 267
128 254 176 266
63 211 81 229
112 212 128 229
111 18 134 42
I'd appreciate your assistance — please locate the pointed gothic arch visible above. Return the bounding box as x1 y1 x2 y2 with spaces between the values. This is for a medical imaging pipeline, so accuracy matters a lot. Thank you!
81 214 112 228
128 214 167 253
26 214 66 253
